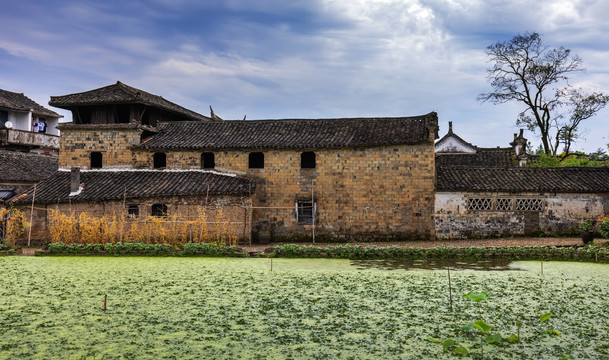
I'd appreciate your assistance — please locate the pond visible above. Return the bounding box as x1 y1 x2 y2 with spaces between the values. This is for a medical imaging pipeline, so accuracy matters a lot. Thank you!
351 258 519 271
1 257 608 359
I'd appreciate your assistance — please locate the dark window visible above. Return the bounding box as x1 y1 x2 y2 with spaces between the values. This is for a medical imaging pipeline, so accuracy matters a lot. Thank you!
297 201 316 224
151 204 168 217
249 152 264 169
90 152 103 169
127 205 139 218
116 105 130 123
74 108 91 124
301 152 316 169
153 152 166 169
0 110 7 128
201 152 215 169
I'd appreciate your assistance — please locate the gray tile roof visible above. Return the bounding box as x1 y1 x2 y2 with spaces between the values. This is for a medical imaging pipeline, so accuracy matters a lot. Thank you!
11 170 255 205
49 82 213 122
436 166 609 193
436 148 516 168
0 151 58 183
137 112 438 150
0 190 16 200
0 89 61 118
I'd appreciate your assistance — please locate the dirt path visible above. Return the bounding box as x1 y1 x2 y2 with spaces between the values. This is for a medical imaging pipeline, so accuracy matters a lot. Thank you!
20 247 43 256
240 237 609 253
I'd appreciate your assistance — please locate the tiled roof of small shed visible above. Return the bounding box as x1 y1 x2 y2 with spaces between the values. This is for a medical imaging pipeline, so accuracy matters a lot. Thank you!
0 89 60 117
11 170 255 205
137 112 438 150
0 151 58 183
0 190 16 200
437 166 609 193
435 148 515 168
49 82 213 122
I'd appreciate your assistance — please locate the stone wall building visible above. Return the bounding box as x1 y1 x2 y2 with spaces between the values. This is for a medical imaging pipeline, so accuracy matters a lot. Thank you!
435 123 609 239
13 170 255 241
132 117 439 240
12 82 439 242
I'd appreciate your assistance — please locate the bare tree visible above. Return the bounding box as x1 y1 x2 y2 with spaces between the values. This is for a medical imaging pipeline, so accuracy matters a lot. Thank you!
478 32 608 155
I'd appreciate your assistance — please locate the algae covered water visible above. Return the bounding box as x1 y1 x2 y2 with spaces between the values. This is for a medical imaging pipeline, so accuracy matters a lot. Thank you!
1 257 608 359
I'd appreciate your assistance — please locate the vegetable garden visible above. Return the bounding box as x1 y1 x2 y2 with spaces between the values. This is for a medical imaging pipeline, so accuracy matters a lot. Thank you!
1 257 608 359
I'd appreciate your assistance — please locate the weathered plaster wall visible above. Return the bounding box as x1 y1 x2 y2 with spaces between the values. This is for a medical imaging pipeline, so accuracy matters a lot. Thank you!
3 129 59 149
133 143 436 240
435 191 609 239
542 194 606 234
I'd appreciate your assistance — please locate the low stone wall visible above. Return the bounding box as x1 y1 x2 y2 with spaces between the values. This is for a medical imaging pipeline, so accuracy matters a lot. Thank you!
435 212 525 239
435 191 609 239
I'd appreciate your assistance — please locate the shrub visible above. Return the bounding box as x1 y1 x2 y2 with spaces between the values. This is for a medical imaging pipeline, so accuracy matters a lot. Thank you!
598 215 609 238
1 208 30 246
47 207 240 246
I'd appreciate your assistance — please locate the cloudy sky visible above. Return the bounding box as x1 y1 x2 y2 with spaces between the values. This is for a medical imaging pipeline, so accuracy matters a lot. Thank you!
1 0 608 152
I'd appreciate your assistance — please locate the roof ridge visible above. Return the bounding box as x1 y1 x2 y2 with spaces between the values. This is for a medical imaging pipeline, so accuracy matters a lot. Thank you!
161 113 435 123
0 89 25 96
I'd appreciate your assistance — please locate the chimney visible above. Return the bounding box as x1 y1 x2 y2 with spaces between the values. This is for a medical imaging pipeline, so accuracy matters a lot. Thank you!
509 129 528 167
70 167 80 194
448 121 453 134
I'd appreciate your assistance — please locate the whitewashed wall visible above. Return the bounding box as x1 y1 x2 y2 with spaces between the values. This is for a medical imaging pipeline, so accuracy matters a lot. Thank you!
435 191 609 239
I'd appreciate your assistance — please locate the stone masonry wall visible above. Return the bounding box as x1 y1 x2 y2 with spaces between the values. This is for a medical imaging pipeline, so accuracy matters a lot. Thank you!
59 127 142 169
435 191 608 239
17 195 252 243
133 143 436 240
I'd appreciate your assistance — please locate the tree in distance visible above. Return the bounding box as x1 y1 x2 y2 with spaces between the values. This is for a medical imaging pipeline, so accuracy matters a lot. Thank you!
478 32 608 156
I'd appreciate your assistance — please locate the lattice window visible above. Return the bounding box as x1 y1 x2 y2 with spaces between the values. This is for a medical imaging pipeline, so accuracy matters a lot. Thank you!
516 198 543 211
496 198 513 211
467 198 493 211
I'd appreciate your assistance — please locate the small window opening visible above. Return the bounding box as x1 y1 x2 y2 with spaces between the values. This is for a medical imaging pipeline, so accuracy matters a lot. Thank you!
301 152 316 169
201 152 215 169
249 152 264 169
151 203 168 217
153 152 166 169
0 110 8 128
116 105 130 123
296 201 316 224
127 205 139 218
90 152 103 169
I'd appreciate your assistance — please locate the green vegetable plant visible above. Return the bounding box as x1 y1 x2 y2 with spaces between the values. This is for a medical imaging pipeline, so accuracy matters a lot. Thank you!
430 291 559 357
460 292 503 356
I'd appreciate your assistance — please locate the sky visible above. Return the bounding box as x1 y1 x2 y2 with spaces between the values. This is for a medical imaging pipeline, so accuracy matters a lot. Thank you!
1 0 608 152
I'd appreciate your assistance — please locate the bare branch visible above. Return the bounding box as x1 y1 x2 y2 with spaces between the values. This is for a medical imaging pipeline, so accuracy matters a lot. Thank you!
477 32 602 155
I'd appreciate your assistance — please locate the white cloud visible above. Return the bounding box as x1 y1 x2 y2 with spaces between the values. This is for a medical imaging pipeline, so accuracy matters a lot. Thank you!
1 0 608 151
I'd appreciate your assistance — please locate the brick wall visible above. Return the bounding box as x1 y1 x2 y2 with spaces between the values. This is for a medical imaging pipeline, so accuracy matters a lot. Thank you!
18 194 252 243
134 144 436 240
59 127 142 169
